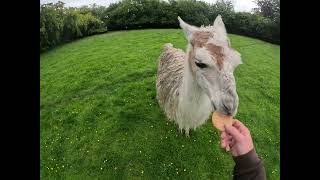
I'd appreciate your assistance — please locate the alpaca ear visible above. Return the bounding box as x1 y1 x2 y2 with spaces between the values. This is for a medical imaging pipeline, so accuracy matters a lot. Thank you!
213 15 227 38
228 49 242 69
178 16 197 39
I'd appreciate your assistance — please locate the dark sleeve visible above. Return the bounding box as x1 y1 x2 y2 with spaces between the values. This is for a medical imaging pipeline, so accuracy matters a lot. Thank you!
232 149 266 180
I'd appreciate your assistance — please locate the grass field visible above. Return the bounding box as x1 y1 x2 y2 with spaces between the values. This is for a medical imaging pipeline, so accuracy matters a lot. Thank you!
40 29 280 179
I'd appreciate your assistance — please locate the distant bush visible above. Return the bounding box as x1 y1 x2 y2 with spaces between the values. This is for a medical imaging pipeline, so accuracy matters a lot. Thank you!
40 2 106 52
226 12 279 44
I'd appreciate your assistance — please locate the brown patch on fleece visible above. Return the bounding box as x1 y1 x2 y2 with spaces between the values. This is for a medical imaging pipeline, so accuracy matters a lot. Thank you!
206 43 225 70
190 31 213 48
188 31 225 71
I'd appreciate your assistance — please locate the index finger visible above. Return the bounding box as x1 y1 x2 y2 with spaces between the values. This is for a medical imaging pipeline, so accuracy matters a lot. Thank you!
232 120 250 136
224 124 243 141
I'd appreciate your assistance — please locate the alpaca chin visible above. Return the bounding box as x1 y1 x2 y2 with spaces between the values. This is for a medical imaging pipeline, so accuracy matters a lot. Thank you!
176 90 212 135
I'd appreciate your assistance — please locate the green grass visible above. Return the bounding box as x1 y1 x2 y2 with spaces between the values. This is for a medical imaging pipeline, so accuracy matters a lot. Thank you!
40 29 280 179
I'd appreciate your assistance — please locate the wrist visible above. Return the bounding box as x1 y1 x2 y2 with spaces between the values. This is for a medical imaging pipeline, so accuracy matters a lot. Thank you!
233 148 260 169
236 144 254 156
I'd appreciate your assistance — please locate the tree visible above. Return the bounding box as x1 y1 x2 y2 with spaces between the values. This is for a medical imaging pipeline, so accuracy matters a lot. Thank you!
40 2 64 49
62 10 82 41
253 0 280 21
40 1 106 51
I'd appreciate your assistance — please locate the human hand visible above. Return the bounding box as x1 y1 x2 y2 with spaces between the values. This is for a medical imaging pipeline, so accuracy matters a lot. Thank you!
220 120 254 157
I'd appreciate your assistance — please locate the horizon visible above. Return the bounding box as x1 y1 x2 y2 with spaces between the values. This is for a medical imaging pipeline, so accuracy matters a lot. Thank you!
40 0 257 12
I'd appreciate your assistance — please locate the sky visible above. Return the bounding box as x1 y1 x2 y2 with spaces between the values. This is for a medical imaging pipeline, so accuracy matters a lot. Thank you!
40 0 257 12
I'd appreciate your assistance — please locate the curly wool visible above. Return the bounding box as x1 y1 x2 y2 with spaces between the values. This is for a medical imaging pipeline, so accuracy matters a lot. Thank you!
156 43 184 121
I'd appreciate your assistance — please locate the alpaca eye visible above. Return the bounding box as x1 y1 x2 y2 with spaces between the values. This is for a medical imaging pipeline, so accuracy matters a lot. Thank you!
195 61 207 68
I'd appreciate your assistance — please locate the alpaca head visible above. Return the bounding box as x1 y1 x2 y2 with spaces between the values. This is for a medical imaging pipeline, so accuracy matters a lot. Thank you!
178 15 242 116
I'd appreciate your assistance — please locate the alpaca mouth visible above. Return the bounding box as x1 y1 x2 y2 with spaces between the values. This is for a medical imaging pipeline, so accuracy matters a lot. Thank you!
212 101 234 116
220 109 232 116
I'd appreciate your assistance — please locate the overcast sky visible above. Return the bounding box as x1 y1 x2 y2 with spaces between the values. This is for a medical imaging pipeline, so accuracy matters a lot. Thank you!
40 0 257 12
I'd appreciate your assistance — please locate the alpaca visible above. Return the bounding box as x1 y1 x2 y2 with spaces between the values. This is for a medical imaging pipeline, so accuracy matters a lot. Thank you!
156 15 242 135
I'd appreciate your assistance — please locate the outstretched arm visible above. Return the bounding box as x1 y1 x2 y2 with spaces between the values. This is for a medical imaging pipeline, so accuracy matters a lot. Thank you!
220 120 266 180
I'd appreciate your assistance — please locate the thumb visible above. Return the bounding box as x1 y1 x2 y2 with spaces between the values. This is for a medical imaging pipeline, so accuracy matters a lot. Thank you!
224 124 243 141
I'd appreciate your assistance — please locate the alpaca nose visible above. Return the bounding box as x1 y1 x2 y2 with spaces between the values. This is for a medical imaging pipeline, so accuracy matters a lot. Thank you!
221 95 237 116
222 103 233 116
222 89 238 115
211 101 217 110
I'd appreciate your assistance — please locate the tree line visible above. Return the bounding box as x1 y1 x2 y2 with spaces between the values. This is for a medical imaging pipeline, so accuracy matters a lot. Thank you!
40 0 279 52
